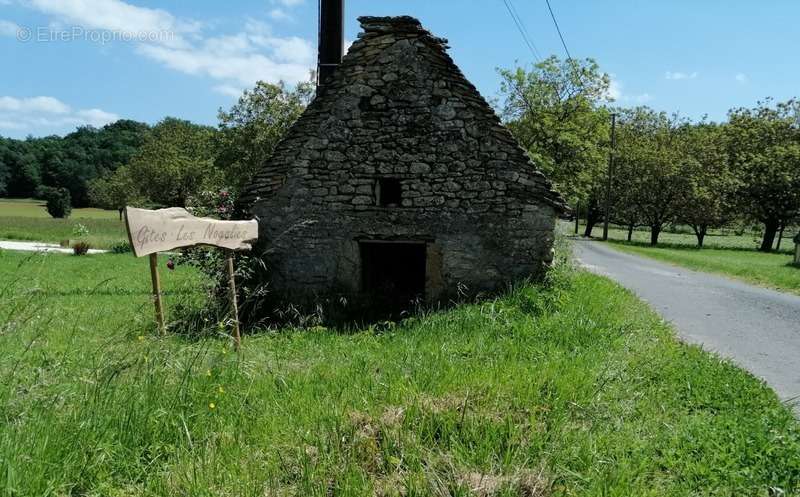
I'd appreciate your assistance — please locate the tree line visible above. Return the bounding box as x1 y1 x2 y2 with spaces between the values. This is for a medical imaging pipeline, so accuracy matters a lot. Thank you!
499 56 800 252
0 120 150 207
0 81 312 219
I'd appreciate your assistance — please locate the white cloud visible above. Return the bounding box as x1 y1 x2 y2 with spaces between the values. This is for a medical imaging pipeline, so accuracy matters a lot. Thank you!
0 120 25 130
627 93 653 104
606 76 652 104
0 95 118 135
268 8 292 22
213 85 244 98
76 108 120 126
0 96 71 114
735 73 748 83
27 0 199 40
24 0 315 90
0 19 20 37
135 18 313 87
606 77 622 101
137 35 312 87
665 71 698 80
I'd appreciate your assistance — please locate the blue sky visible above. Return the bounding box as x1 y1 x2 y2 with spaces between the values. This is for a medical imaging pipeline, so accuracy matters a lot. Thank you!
0 0 796 138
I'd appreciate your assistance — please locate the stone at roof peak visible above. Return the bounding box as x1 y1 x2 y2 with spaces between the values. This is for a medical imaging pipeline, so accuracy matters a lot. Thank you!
358 15 425 33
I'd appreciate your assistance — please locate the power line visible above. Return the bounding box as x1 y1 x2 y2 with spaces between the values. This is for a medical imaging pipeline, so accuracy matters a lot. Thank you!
544 0 573 60
507 0 541 59
501 0 542 62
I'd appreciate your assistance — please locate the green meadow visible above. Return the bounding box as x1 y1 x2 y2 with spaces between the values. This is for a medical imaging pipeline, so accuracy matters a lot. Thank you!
1 245 798 496
565 222 800 295
0 198 127 249
610 241 800 295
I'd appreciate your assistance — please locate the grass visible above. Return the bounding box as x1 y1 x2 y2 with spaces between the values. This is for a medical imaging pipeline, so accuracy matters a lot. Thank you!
610 242 800 295
0 198 127 249
1 245 799 496
564 221 800 295
0 198 121 219
569 221 795 252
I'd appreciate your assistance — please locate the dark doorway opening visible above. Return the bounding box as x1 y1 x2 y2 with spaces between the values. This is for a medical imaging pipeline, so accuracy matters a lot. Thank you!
360 241 426 308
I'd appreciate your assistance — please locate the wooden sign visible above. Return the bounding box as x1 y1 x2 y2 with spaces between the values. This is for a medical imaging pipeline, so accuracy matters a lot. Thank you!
124 207 258 257
124 206 259 349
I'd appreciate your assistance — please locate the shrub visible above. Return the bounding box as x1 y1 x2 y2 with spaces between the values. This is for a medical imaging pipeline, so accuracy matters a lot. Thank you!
40 186 72 218
72 241 91 256
110 241 132 254
72 223 89 238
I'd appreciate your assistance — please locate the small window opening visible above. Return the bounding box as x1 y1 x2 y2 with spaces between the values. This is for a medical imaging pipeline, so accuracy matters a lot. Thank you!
377 178 402 207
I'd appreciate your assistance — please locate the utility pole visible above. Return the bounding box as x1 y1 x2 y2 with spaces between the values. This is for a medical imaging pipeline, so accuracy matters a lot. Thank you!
602 113 617 241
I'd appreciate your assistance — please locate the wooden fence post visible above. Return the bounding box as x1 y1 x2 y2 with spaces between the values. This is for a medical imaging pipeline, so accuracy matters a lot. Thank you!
226 250 242 350
149 253 166 335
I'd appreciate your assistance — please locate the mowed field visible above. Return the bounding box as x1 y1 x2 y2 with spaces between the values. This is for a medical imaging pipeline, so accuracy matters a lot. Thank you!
1 245 799 496
0 198 128 249
568 222 800 295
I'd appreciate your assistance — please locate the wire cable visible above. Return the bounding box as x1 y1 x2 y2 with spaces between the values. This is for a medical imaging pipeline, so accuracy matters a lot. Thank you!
507 0 542 60
544 0 573 60
502 0 542 62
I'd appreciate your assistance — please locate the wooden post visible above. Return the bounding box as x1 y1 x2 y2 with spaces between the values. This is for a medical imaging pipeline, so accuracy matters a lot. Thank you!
149 253 166 335
795 242 800 265
226 250 242 350
602 113 617 241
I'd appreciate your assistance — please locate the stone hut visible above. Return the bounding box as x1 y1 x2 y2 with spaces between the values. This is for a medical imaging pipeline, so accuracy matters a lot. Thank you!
242 16 565 308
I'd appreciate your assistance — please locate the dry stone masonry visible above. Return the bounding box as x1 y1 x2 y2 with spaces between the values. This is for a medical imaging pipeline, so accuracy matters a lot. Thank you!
243 16 566 308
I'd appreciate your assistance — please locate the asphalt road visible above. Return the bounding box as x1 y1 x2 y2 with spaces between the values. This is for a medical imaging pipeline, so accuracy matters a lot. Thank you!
574 238 800 413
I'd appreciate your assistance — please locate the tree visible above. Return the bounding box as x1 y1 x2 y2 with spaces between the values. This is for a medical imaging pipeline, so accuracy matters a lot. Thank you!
613 107 687 245
215 80 313 194
1 137 42 198
726 99 800 252
0 159 8 197
88 166 140 220
676 122 736 248
609 155 643 242
498 56 612 206
40 186 72 218
127 118 219 207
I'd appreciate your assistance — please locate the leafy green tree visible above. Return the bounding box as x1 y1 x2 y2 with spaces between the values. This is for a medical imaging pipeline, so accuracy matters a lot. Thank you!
613 107 688 245
726 99 800 252
127 118 219 207
95 120 151 174
39 186 72 218
88 166 140 220
216 81 313 194
1 137 42 198
0 160 8 196
609 154 643 242
499 56 612 206
676 122 737 247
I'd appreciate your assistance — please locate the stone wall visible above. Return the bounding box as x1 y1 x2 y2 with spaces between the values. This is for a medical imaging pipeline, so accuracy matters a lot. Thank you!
244 16 565 307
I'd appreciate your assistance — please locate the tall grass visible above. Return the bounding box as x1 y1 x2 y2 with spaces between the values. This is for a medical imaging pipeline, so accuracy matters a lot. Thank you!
0 249 798 496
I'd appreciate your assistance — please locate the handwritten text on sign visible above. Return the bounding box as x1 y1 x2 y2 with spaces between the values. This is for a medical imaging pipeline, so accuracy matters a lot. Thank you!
124 207 259 257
